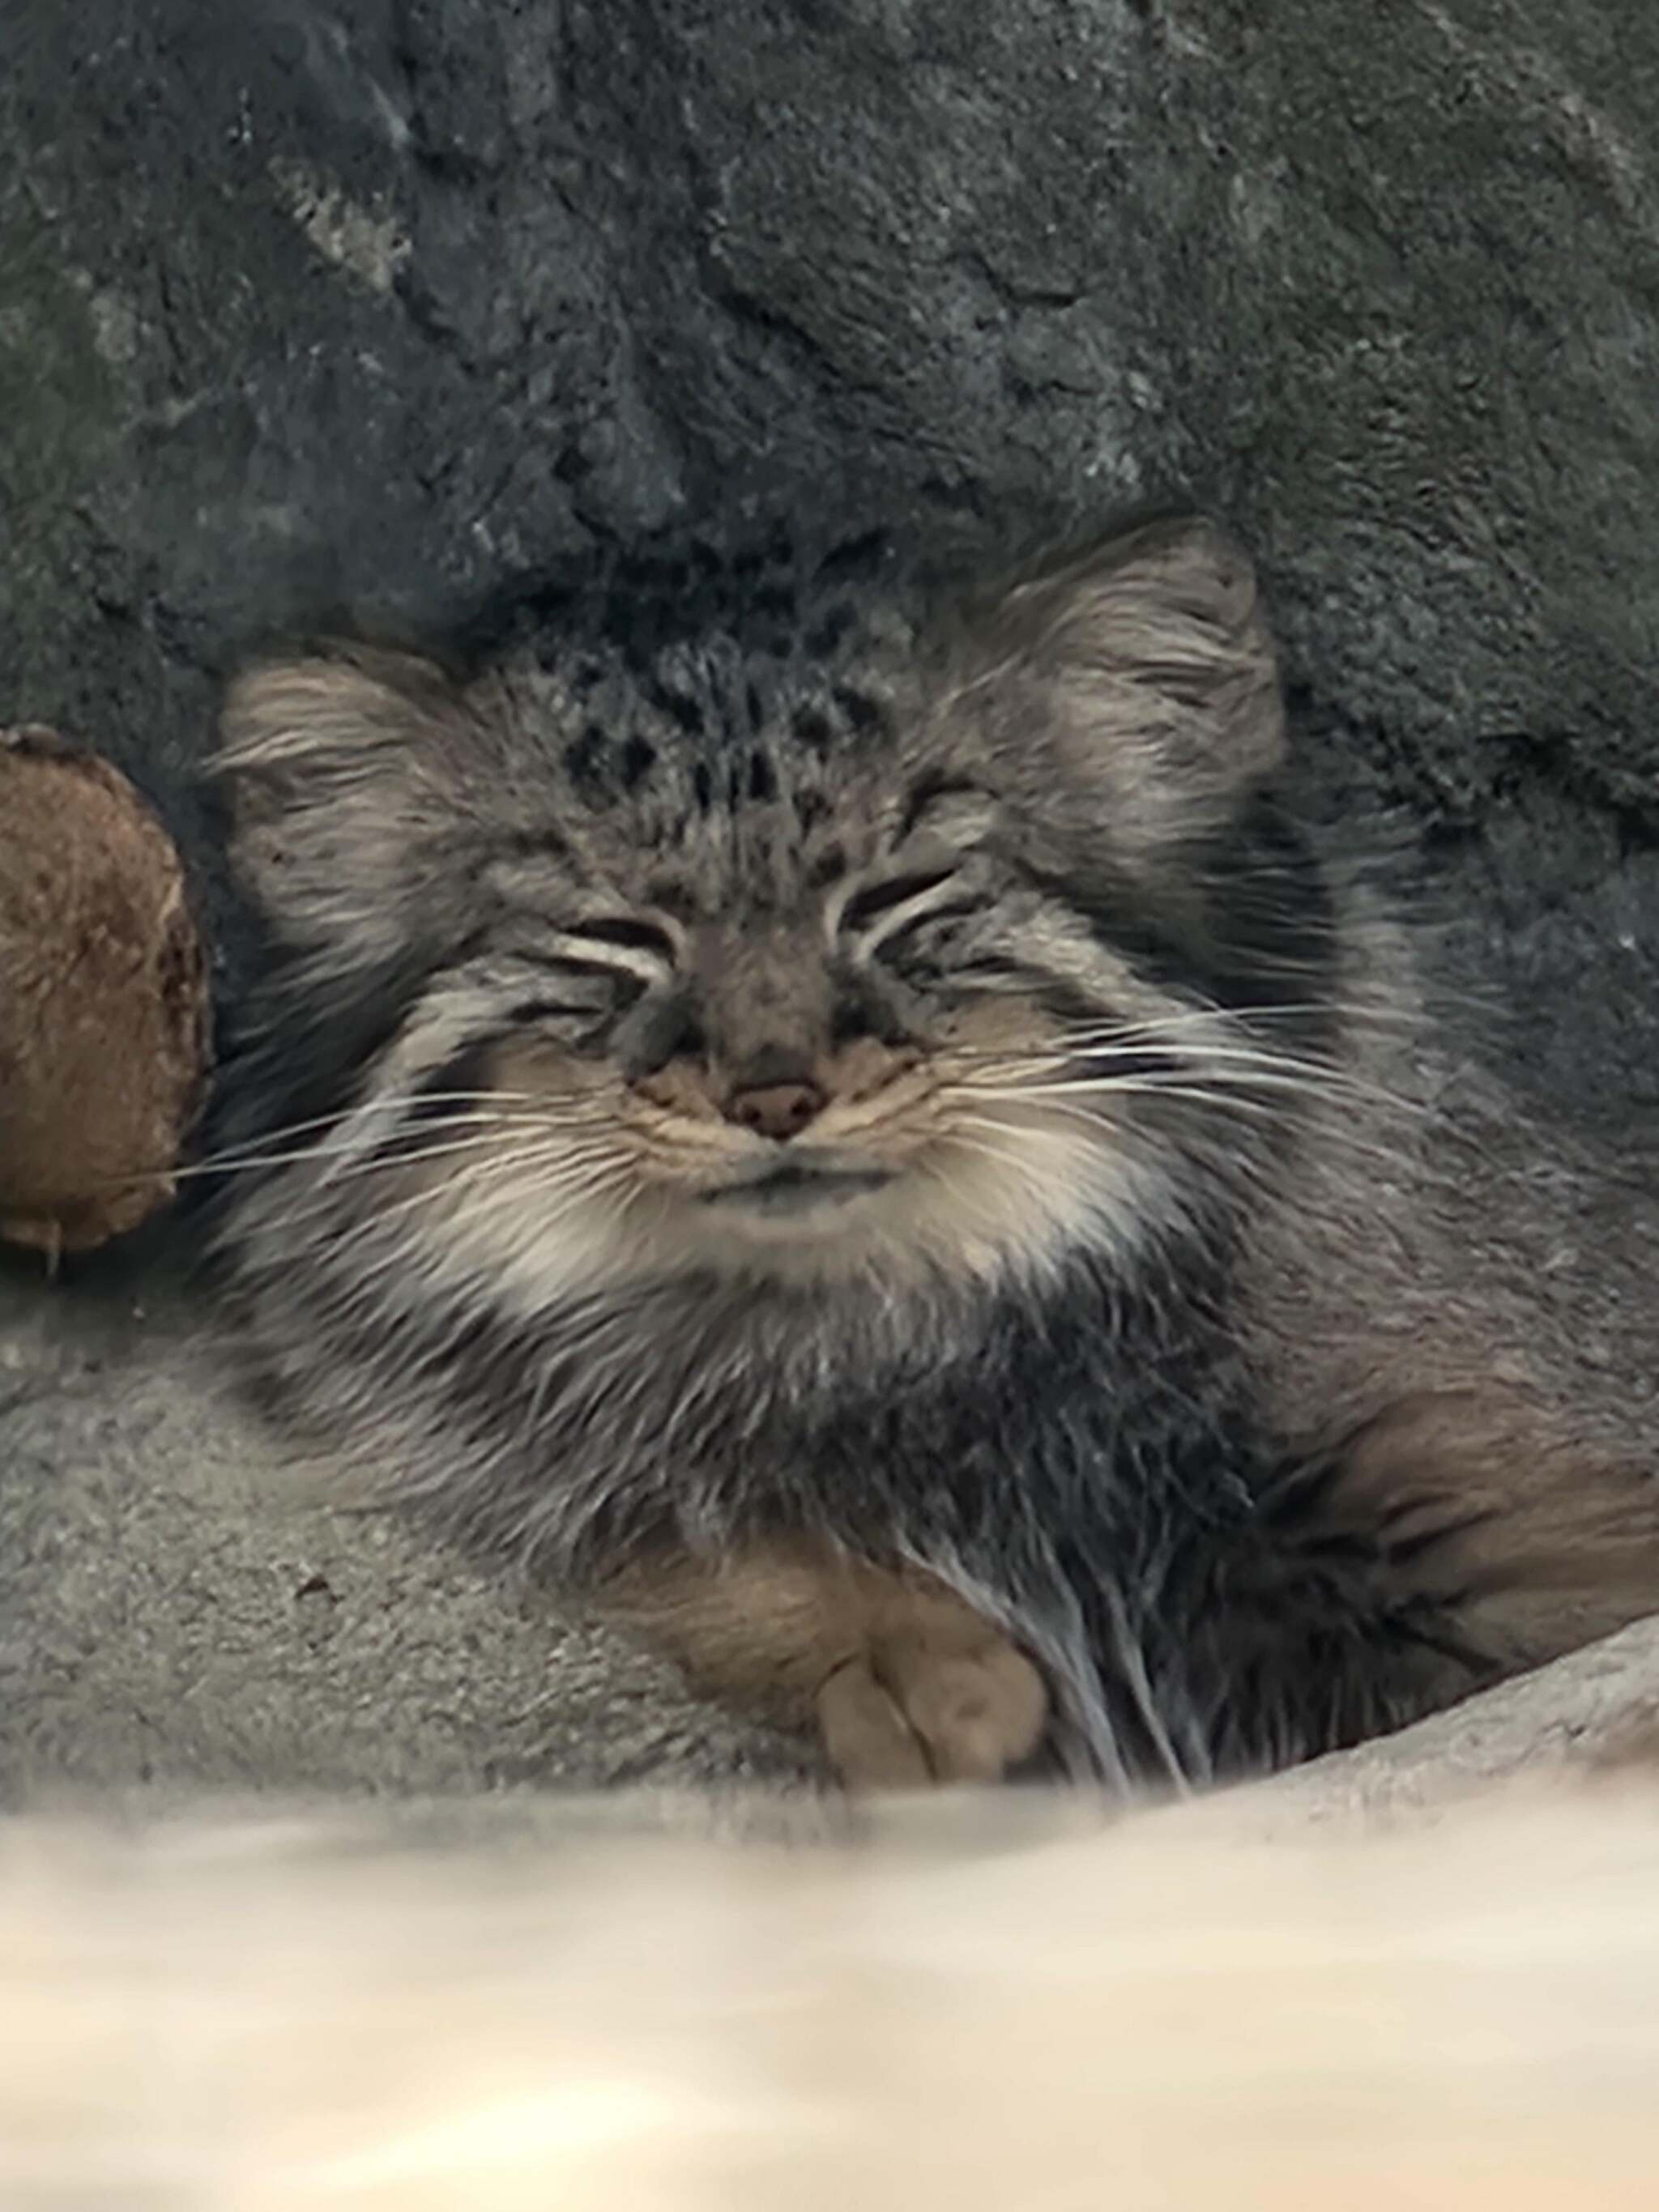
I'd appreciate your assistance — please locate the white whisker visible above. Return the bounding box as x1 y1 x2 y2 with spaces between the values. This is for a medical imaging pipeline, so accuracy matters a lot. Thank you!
952 1088 1421 1178
168 1122 539 1187
958 1054 1418 1115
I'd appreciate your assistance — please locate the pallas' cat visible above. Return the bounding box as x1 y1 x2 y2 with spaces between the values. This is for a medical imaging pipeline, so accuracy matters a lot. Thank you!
212 517 1659 1788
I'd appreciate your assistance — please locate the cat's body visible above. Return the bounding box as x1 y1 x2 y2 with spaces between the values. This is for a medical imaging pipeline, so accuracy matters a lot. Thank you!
211 517 1659 1789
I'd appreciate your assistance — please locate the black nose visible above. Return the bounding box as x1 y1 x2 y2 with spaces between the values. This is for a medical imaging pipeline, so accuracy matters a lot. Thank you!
724 1078 825 1142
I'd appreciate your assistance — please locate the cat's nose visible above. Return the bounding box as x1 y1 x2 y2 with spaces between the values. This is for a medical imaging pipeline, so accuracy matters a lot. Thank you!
724 1077 825 1143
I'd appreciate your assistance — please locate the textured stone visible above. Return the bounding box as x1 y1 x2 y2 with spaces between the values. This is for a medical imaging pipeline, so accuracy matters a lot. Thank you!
1212 1613 1659 1835
4 2 1658 1119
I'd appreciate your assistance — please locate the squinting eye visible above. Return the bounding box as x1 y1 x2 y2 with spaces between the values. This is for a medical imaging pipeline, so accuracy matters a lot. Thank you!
840 867 957 935
566 916 678 961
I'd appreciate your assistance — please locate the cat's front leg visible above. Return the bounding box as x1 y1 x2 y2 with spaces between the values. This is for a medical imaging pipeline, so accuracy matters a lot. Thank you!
596 1544 1051 1789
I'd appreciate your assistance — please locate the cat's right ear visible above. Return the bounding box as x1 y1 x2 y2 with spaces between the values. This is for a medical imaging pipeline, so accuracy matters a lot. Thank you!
215 646 468 953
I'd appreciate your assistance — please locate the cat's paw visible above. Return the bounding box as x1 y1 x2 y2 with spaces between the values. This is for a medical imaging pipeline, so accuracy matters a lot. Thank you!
816 1621 1049 1789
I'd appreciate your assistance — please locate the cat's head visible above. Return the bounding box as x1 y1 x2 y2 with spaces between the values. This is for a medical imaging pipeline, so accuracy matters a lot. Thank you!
216 517 1337 1309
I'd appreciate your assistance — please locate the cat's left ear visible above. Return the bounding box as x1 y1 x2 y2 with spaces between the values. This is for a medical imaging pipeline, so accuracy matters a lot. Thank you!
966 516 1287 857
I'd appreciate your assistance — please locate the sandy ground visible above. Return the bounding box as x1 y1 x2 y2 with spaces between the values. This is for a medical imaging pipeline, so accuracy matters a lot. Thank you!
0 1252 809 1811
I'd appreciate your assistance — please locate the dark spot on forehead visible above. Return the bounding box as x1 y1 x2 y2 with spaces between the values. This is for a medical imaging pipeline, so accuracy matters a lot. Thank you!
792 705 833 754
814 526 893 585
620 732 656 791
564 723 609 799
752 582 797 624
748 748 777 803
804 603 856 658
646 680 706 737
833 685 888 742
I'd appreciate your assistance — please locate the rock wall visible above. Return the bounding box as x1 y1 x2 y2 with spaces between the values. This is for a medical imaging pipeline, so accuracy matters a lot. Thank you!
5 0 1659 1118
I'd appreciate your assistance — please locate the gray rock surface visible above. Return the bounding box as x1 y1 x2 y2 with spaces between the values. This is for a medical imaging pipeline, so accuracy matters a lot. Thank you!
2 0 1657 1805
1217 1613 1659 1835
0 1255 813 1806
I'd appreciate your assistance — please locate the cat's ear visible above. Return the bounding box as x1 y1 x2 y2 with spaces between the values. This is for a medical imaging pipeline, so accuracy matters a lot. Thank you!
216 646 470 952
971 517 1286 857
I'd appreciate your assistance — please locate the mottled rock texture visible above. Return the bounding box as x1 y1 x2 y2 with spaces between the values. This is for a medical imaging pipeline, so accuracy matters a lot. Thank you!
2 0 1657 1801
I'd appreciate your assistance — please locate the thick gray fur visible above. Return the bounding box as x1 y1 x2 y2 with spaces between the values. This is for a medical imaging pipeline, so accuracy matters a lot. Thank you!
211 518 1659 1788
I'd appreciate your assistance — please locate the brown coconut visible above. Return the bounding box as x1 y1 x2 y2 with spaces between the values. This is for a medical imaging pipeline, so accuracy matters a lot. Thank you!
0 726 211 1259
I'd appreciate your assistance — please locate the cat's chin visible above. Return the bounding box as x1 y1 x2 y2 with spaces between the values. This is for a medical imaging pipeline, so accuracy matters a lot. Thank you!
698 1160 897 1219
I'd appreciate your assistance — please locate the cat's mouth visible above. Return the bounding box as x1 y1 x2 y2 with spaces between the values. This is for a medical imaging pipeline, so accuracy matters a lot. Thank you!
700 1157 895 1217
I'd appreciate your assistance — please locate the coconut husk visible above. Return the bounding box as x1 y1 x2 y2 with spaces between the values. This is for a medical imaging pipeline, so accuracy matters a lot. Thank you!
0 725 211 1258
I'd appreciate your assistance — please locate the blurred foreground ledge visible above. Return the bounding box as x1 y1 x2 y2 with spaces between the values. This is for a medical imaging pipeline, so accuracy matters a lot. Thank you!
6 1627 1659 2212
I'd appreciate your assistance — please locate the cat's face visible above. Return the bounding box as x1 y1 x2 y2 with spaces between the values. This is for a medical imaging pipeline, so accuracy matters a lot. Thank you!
219 519 1332 1309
